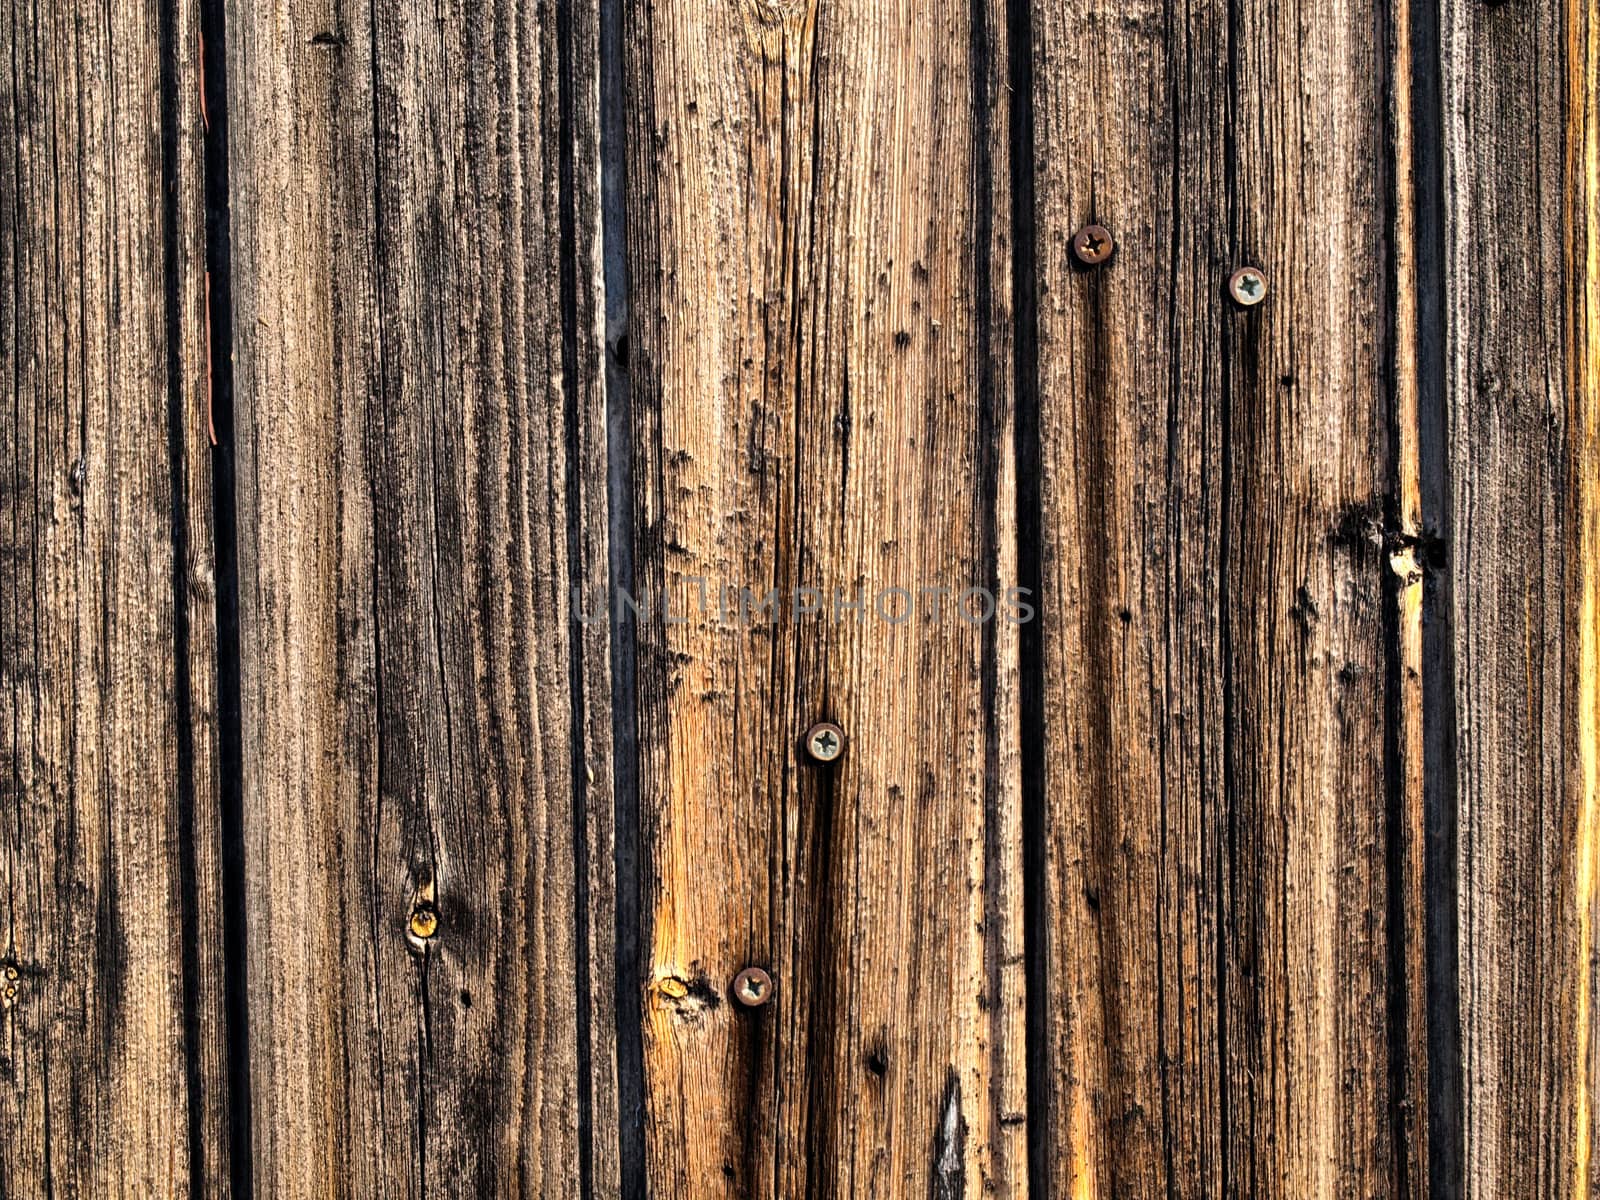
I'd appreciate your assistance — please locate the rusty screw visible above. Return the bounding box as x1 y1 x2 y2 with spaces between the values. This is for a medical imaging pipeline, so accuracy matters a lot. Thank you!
804 721 845 764
1228 267 1268 307
1070 224 1114 266
732 966 774 1008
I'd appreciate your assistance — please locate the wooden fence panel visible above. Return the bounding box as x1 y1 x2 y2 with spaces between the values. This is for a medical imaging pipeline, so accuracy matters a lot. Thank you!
223 0 616 1193
1439 0 1600 1193
1 0 1597 1192
0 0 230 1194
1027 0 1426 1196
619 0 1027 1194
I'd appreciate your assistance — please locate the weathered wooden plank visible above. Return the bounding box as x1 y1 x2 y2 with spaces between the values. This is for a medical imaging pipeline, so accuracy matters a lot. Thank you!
1028 0 1422 1194
620 0 1027 1193
1439 0 1600 1191
0 0 232 1192
224 0 617 1191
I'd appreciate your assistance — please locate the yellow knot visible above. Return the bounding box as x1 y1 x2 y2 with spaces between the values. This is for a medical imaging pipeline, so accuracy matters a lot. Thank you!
409 907 439 941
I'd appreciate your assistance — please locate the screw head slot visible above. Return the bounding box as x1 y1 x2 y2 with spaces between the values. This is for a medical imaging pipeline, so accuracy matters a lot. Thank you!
1228 267 1268 307
732 966 774 1008
803 721 846 764
1071 224 1114 266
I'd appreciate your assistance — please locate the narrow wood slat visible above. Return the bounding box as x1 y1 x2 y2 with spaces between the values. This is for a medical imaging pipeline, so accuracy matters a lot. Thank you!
620 0 1027 1192
1440 0 1600 1192
1029 0 1423 1194
1387 0 1433 1194
0 0 231 1192
224 0 617 1191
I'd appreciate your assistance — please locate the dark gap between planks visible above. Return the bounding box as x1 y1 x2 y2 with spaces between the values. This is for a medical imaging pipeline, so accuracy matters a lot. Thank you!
1408 0 1465 1193
156 0 208 1190
197 0 256 1193
598 0 649 1185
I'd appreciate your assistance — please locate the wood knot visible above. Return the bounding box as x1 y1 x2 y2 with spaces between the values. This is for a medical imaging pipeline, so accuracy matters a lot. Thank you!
406 875 439 951
651 967 722 1018
408 907 439 942
1389 546 1422 586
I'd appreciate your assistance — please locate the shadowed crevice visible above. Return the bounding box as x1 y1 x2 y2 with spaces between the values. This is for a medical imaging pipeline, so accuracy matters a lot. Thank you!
598 0 646 1186
196 0 254 1192
155 0 206 1189
554 0 598 1188
1004 0 1049 1189
1409 0 1463 1191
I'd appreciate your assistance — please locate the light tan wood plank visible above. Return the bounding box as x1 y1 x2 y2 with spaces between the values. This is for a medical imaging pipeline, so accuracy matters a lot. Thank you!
621 0 1027 1192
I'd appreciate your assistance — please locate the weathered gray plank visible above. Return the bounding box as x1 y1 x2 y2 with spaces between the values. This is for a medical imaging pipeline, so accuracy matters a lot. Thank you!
224 0 618 1191
619 0 1028 1192
0 0 231 1191
1440 0 1600 1192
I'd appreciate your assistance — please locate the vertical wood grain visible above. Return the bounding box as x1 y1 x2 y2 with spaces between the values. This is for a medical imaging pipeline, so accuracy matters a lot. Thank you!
0 0 231 1192
1028 0 1422 1195
620 0 1027 1192
224 0 617 1191
6 0 1598 1190
1440 0 1600 1192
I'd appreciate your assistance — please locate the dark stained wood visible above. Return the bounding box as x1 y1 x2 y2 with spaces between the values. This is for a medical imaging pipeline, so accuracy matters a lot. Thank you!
1439 0 1600 1192
1028 0 1424 1194
0 0 232 1192
619 0 1027 1192
223 0 618 1192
